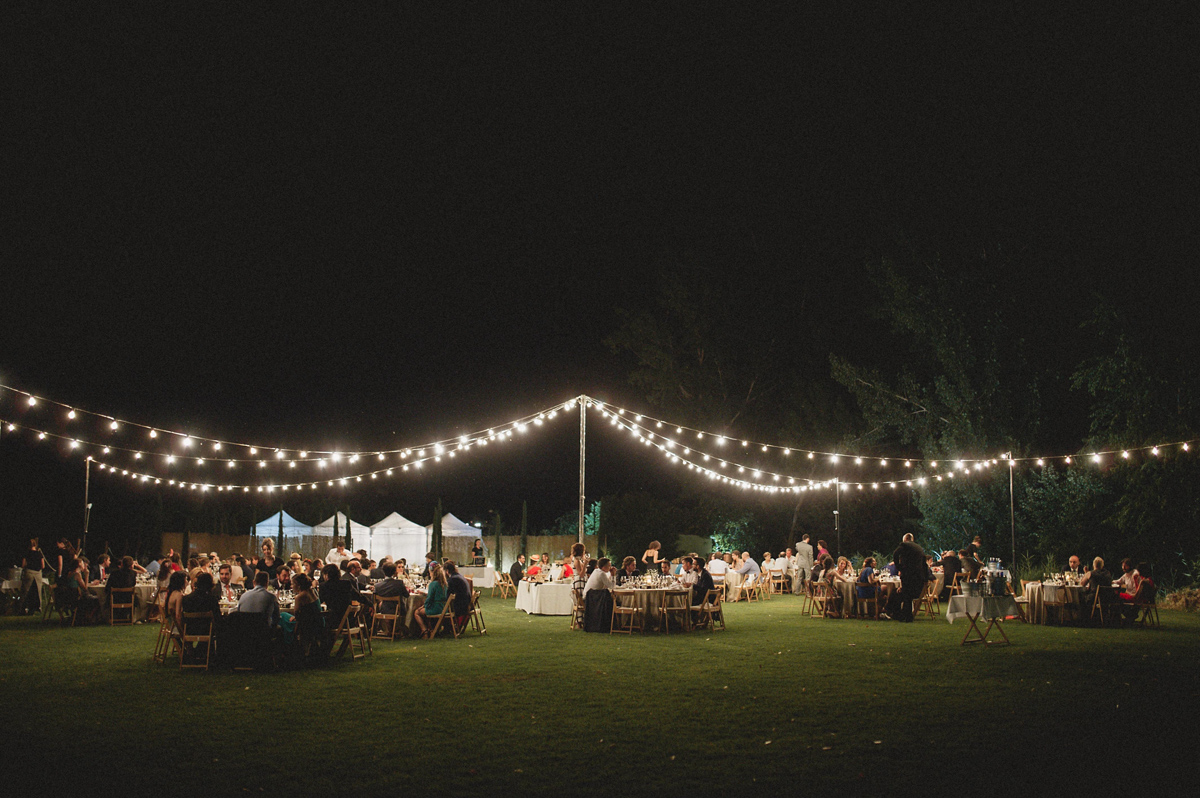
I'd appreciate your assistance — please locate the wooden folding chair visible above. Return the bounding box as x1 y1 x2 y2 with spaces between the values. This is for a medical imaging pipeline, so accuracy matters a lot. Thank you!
570 587 586 630
467 590 487 634
179 612 214 671
492 573 515 598
809 582 831 618
1042 584 1068 625
950 572 963 596
770 569 787 595
690 588 724 631
740 574 759 603
152 610 179 664
659 589 691 633
799 580 813 615
915 580 938 619
429 594 461 640
1007 581 1028 622
109 587 136 626
855 583 881 620
610 590 643 634
333 602 369 659
371 594 404 641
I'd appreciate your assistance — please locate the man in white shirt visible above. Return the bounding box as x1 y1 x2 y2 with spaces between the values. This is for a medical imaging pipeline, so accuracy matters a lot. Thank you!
678 557 697 587
583 557 615 597
706 554 729 584
235 571 280 628
326 543 352 567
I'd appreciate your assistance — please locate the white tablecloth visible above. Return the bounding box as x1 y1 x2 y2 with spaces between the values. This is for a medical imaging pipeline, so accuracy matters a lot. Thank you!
88 583 156 621
515 580 573 615
946 595 1019 623
459 564 495 588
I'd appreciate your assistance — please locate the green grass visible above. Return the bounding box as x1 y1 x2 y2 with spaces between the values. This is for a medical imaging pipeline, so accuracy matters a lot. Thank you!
3 596 1198 793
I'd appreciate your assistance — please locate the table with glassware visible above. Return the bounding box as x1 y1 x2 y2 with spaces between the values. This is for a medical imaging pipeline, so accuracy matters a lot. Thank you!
88 580 157 621
515 579 574 615
1022 579 1088 624
611 576 692 631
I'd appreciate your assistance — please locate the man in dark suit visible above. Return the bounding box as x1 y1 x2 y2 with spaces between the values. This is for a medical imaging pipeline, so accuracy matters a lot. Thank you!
373 562 409 599
939 550 962 601
509 554 526 587
891 534 926 622
686 557 715 606
444 561 473 619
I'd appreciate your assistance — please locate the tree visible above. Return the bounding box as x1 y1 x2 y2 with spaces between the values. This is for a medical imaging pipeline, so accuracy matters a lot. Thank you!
431 499 443 560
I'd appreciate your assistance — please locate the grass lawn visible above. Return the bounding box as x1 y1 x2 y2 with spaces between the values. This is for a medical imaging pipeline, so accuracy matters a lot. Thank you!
3 595 1197 793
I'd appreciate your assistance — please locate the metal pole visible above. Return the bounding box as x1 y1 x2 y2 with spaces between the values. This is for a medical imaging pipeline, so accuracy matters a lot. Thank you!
834 477 840 558
578 395 586 546
1007 452 1016 569
82 457 92 554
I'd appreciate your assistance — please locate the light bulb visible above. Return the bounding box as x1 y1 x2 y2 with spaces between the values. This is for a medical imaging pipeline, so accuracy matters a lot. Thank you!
249 447 257 455
67 410 76 419
110 420 119 430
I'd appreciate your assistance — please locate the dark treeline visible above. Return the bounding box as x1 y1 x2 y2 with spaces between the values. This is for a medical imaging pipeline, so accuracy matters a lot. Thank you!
597 243 1200 588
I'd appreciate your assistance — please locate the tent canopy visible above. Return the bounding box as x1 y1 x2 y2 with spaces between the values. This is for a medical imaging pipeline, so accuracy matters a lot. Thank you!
254 511 313 535
313 512 371 544
368 512 428 562
428 512 481 538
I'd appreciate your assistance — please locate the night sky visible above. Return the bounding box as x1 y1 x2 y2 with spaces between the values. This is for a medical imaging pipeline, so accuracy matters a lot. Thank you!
2 5 1195 552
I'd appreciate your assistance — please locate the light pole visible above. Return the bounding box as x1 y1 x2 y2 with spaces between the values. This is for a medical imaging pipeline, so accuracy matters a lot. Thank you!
1005 452 1016 569
833 477 841 558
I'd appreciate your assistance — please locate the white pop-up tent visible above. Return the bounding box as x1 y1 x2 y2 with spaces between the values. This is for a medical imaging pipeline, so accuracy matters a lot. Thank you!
368 512 428 564
253 511 314 557
312 512 371 552
427 513 484 567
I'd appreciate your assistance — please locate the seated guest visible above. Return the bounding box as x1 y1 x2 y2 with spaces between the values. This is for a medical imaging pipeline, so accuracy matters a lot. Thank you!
145 557 161 578
509 554 526 586
179 572 220 661
960 549 983 581
615 556 640 585
288 553 303 573
91 554 112 585
1120 562 1152 603
526 555 544 579
583 558 616 632
236 571 281 628
686 557 715 606
370 557 391 580
821 557 843 616
343 559 371 589
707 554 729 584
762 552 775 574
541 553 552 576
559 558 574 582
658 559 673 576
1115 558 1138 594
1121 563 1156 622
396 558 408 575
679 557 699 587
106 555 137 593
856 557 880 600
55 557 87 616
415 562 449 638
444 561 473 620
215 564 239 602
584 557 615 597
163 571 188 633
373 562 410 599
1079 557 1112 609
420 551 437 578
270 564 293 591
319 563 367 628
290 573 324 656
736 551 761 578
939 550 962 600
810 557 827 586
1066 555 1085 577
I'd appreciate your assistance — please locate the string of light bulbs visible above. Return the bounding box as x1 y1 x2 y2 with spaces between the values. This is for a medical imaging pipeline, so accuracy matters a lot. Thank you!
0 383 578 461
587 397 1198 469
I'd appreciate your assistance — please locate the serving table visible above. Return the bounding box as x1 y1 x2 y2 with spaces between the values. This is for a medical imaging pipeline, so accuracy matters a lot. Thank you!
515 580 573 616
946 594 1019 646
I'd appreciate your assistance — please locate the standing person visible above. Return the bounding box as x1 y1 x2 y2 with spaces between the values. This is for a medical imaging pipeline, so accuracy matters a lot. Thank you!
641 541 665 572
20 537 45 614
794 535 815 594
325 541 352 567
54 538 76 582
570 542 589 588
816 539 831 561
891 533 927 622
470 539 485 565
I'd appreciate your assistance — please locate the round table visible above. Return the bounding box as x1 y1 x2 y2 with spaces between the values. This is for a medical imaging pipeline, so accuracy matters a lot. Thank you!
88 583 156 622
515 580 573 615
